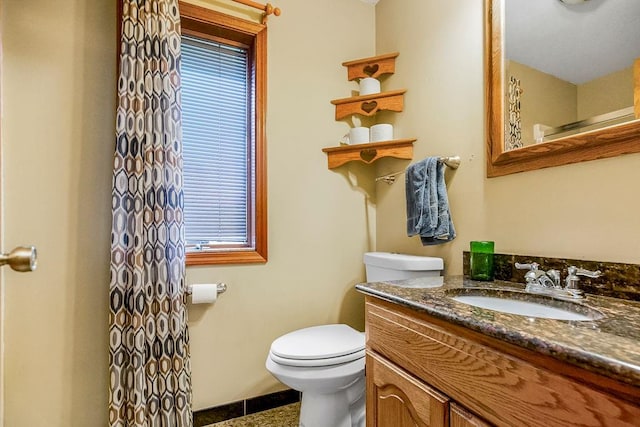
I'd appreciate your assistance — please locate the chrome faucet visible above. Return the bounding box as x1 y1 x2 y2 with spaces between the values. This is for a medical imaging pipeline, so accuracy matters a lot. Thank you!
564 266 602 298
515 262 602 299
539 269 560 288
515 263 556 288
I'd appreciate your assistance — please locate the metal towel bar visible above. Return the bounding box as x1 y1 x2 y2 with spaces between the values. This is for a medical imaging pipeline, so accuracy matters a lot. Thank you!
376 156 461 185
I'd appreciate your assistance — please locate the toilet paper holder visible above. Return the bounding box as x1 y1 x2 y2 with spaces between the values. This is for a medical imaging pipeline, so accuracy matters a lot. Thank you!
186 283 227 296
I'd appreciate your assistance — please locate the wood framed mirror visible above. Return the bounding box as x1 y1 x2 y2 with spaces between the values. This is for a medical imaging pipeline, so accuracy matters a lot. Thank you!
485 0 640 177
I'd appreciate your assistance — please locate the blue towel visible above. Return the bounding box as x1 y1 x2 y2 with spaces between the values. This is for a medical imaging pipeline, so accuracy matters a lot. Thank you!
405 157 456 245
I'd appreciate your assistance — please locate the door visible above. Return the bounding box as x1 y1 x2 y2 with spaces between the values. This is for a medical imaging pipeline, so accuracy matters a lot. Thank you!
1 7 4 421
0 12 38 422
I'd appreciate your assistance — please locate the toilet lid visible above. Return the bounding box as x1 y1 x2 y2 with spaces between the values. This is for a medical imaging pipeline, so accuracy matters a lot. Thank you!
270 324 365 362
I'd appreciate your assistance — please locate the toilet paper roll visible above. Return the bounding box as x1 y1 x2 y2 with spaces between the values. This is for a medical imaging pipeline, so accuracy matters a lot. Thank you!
359 77 380 96
190 284 218 304
370 124 393 142
349 127 370 144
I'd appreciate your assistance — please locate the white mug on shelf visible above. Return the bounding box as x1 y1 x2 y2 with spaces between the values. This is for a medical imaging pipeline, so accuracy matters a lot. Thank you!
359 77 380 96
370 124 393 142
341 126 370 145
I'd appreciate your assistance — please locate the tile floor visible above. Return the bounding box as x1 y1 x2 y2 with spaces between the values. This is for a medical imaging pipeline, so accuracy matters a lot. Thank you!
206 403 300 427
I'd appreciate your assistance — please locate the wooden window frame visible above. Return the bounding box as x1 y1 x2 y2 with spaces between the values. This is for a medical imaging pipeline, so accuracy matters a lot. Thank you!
117 1 268 266
179 2 267 266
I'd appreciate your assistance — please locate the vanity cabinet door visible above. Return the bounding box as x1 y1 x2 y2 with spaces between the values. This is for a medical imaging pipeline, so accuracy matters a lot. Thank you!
366 351 449 427
450 403 492 427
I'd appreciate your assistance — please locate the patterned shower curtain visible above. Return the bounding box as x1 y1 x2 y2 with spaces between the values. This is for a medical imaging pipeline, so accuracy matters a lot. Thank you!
109 1 192 426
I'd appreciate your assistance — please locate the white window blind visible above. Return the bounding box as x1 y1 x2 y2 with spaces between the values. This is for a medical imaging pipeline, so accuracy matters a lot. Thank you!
181 35 252 248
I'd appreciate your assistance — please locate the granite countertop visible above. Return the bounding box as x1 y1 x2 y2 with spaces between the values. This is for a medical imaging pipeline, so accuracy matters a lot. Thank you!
356 276 640 388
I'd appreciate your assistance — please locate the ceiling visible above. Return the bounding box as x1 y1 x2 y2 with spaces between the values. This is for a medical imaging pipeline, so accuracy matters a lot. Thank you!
505 0 640 84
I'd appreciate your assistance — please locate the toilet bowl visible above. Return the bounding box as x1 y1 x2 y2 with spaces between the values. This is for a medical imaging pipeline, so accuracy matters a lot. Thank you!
265 252 443 427
266 324 366 427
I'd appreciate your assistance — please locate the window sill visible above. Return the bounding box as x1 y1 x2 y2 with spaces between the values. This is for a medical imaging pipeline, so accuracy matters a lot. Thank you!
186 249 267 266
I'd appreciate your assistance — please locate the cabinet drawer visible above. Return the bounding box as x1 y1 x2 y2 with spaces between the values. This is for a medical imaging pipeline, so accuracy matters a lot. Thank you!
365 298 640 427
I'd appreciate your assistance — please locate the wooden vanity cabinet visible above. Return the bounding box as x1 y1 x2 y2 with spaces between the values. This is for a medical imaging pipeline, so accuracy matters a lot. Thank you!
364 296 640 427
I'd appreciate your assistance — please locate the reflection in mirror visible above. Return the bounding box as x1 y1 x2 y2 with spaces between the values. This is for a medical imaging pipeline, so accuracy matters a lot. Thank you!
505 0 640 149
485 0 640 177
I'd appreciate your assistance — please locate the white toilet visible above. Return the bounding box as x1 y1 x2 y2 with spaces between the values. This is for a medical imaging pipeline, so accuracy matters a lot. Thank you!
265 252 444 427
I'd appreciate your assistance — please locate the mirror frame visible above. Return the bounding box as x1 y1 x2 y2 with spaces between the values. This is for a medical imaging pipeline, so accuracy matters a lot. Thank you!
485 0 640 177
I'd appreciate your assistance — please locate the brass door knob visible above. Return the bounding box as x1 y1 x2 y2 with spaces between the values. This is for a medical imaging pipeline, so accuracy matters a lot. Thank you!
0 246 37 272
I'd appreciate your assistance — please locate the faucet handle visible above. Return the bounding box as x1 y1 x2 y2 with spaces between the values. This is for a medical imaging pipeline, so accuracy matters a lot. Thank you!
515 262 542 285
515 262 539 271
565 266 602 296
570 266 602 278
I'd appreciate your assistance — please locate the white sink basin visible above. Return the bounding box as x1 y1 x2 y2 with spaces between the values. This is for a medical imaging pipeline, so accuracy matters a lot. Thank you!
450 292 603 321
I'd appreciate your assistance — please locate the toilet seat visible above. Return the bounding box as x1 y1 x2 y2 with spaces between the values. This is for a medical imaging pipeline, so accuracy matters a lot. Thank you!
270 348 365 367
269 324 365 367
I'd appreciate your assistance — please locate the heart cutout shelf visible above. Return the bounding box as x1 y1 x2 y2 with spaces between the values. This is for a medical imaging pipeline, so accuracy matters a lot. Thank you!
330 90 406 120
324 52 414 169
342 52 399 81
322 139 416 169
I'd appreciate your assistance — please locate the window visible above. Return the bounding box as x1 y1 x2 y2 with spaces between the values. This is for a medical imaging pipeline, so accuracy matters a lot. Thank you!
180 2 267 265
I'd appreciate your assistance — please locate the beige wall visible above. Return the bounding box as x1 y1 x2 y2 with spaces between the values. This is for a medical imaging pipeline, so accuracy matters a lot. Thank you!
374 0 640 276
183 0 376 411
1 0 375 425
374 0 485 275
507 60 577 146
578 66 634 120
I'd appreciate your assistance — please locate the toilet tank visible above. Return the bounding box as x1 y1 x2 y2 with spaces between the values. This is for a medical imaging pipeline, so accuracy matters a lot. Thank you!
363 252 443 282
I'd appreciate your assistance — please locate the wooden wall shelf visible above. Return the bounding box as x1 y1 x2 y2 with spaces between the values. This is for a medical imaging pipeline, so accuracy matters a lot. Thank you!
331 90 406 120
324 52 414 171
322 139 415 169
342 52 399 81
